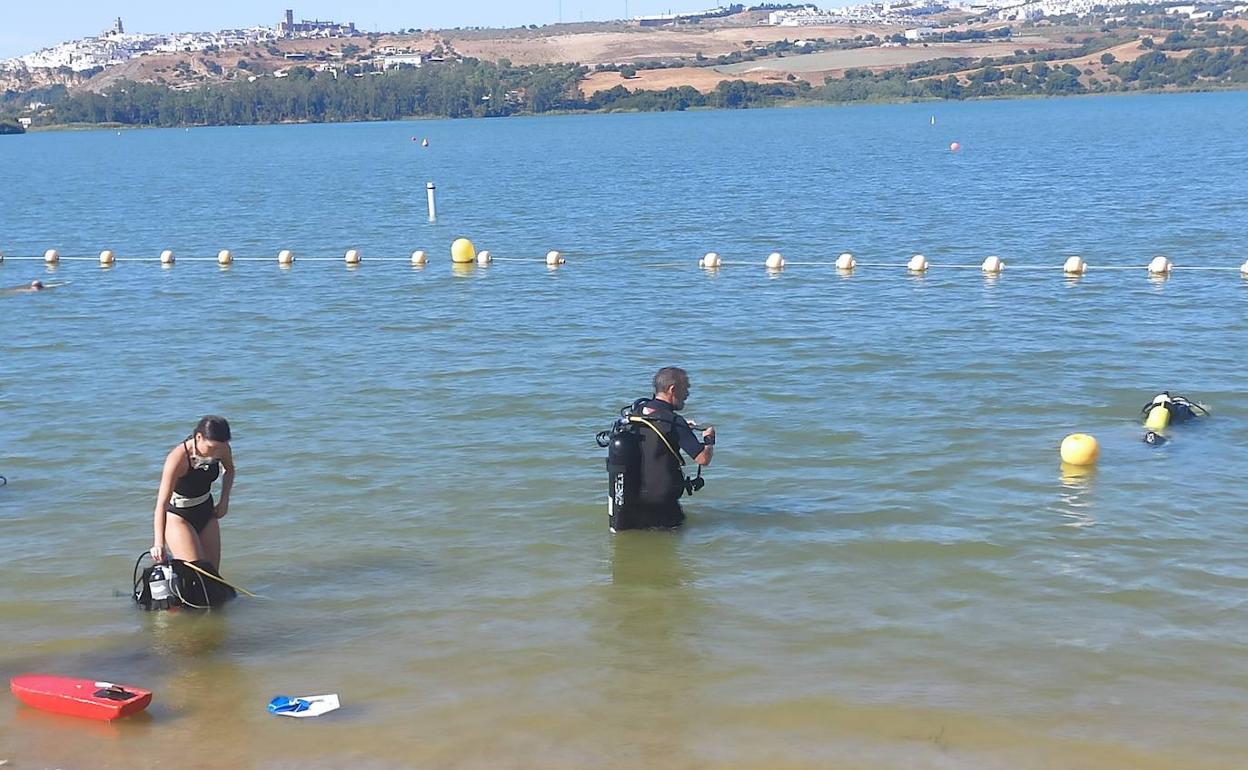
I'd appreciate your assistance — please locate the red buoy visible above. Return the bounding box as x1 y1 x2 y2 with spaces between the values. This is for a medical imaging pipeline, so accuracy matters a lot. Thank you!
10 674 152 721
950 142 961 152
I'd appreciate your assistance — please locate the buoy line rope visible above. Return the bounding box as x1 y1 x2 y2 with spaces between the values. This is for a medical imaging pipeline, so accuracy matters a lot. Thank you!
0 254 555 263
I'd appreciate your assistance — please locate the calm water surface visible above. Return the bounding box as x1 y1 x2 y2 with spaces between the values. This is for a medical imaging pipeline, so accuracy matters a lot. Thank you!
2 92 1248 769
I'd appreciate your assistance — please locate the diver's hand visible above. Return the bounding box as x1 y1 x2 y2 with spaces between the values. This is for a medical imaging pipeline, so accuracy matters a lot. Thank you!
702 426 716 445
150 544 168 563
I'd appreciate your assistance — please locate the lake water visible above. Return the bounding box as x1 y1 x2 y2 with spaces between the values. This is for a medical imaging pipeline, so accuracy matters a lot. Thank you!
2 92 1248 770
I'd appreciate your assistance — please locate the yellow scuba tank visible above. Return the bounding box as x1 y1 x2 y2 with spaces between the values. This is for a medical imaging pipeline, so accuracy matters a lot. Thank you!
1145 401 1170 430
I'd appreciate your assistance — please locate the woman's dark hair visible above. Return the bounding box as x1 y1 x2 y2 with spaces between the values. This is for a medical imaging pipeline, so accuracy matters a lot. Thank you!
192 415 231 442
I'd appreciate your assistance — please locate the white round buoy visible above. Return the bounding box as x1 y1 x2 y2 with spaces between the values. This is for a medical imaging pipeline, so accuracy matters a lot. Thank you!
546 251 564 267
907 253 929 272
160 250 175 265
1241 259 1248 277
1063 256 1086 275
836 252 855 271
344 249 361 265
411 250 427 266
1148 256 1172 275
44 249 59 265
981 255 1004 274
700 251 721 269
217 250 233 266
477 250 492 266
277 250 295 266
765 252 784 270
99 250 115 266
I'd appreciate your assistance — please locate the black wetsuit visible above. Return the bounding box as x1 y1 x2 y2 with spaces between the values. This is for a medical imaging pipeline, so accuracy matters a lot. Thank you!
167 442 220 533
619 398 706 530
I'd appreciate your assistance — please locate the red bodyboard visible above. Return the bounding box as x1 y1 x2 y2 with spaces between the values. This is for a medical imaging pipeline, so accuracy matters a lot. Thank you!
10 674 152 721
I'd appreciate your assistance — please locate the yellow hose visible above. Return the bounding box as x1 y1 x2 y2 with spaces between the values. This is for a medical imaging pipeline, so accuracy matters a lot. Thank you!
180 560 265 599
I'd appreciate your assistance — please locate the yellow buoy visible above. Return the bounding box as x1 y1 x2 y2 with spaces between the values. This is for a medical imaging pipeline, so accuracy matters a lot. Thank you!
451 238 476 264
217 250 233 266
99 250 115 266
1060 433 1099 466
411 250 427 266
160 249 175 265
44 249 60 265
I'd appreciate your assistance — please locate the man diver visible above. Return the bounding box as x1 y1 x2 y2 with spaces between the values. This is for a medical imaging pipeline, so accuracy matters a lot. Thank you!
605 367 715 531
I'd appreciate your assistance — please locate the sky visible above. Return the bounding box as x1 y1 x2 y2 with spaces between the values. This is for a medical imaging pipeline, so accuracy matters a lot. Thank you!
0 1 736 59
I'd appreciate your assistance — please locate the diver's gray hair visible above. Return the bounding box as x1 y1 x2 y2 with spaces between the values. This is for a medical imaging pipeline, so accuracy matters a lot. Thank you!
653 367 688 395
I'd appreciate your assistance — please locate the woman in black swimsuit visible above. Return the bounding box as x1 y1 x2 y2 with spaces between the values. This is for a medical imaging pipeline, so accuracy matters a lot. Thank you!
151 416 235 568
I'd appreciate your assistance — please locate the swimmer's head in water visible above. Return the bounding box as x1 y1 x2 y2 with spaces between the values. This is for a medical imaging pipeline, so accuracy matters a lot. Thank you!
30 280 43 290
1144 431 1167 446
191 415 231 459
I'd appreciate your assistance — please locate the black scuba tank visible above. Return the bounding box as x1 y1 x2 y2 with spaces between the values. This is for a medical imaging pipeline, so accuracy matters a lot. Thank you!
133 556 237 611
606 423 641 532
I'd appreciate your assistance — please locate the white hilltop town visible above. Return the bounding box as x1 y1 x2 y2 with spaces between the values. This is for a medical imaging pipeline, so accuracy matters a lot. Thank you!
763 0 1221 25
3 1 1243 77
0 10 356 73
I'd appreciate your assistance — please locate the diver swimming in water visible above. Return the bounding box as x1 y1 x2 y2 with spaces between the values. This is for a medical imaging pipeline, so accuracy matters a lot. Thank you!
1141 392 1209 430
1 279 54 296
596 367 715 532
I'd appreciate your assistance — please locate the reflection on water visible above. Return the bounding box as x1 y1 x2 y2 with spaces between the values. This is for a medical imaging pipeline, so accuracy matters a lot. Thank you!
1058 463 1096 528
589 532 707 767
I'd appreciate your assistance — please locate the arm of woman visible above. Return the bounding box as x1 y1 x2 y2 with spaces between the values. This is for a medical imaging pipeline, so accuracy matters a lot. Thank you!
152 447 183 562
216 444 235 519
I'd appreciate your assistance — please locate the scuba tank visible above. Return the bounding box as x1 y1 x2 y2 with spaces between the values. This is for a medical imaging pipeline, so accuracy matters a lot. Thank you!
134 560 180 611
598 400 645 532
1142 392 1208 430
133 554 237 611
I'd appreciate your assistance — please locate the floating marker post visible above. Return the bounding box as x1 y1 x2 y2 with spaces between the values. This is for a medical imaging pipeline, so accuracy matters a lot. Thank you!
426 181 437 222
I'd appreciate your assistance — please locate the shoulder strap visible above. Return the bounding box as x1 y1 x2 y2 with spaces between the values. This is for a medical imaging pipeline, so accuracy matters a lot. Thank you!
627 415 684 467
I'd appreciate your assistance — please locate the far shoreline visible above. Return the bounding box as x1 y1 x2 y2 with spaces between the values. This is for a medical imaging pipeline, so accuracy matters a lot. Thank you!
18 84 1247 134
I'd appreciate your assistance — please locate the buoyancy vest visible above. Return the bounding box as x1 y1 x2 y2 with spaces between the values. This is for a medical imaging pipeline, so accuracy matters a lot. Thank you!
629 399 686 506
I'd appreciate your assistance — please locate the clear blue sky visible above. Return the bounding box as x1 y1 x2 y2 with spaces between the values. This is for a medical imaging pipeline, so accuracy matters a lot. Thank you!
0 1 727 59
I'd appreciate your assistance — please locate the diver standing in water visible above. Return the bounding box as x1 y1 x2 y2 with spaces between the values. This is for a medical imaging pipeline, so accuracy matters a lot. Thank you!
151 416 234 568
597 367 715 532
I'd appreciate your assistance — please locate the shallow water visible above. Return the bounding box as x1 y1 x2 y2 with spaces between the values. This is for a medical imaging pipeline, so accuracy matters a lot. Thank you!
2 92 1248 769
